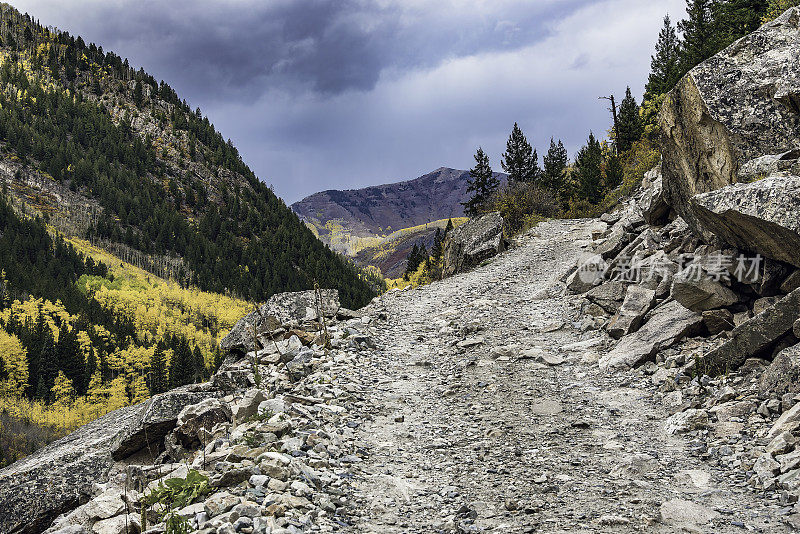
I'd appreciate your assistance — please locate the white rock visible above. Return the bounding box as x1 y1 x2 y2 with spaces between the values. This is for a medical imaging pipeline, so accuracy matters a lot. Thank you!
664 409 708 434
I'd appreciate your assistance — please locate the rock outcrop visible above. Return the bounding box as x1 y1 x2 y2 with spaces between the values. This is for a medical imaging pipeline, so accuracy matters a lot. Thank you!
441 212 507 277
660 7 800 235
690 176 800 268
0 386 220 534
220 289 339 355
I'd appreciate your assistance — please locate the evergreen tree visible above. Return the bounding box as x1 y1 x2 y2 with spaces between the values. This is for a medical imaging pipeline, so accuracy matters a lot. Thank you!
213 348 224 372
133 80 143 108
678 0 722 76
574 133 605 204
645 15 681 98
56 323 85 394
149 345 168 394
169 337 193 388
25 307 48 397
192 345 205 382
616 87 643 152
463 147 499 217
714 0 769 46
35 334 58 402
604 153 624 191
542 138 568 192
404 243 420 280
445 219 454 234
501 123 540 183
431 228 444 260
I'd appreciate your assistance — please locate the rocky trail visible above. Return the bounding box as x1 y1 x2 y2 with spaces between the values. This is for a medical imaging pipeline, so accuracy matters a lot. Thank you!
347 219 789 533
6 11 800 533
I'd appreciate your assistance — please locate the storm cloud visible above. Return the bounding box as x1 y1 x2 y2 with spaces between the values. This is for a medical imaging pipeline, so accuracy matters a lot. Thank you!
14 0 686 202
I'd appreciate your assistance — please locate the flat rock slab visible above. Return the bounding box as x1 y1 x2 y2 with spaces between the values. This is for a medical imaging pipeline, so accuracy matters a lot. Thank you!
690 176 800 268
531 399 563 415
659 498 719 527
704 287 800 374
599 300 702 371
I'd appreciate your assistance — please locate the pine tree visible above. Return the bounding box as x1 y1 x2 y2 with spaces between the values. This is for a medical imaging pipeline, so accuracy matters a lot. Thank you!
404 243 420 280
463 147 500 217
431 228 444 260
715 0 769 46
678 0 722 76
616 87 643 152
169 337 193 388
25 307 48 397
149 345 168 394
212 347 224 373
501 123 540 184
542 138 568 192
645 16 681 98
192 345 205 382
133 80 143 108
56 323 85 394
35 334 58 402
445 219 454 234
574 133 605 204
604 153 624 191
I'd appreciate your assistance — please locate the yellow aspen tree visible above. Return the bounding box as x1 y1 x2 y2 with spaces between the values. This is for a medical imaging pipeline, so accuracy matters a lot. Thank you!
51 371 76 404
0 331 28 397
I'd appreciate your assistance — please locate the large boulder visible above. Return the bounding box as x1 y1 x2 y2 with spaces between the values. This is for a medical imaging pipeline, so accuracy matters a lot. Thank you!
671 264 740 312
599 300 703 371
221 289 339 354
660 8 800 235
703 287 800 374
441 212 507 277
0 388 218 534
641 165 671 226
759 344 800 398
689 176 800 268
110 388 221 460
606 286 656 339
585 281 628 314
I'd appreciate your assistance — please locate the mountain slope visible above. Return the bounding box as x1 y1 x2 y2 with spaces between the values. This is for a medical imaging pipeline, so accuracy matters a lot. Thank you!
0 5 373 309
291 167 507 255
0 3 375 464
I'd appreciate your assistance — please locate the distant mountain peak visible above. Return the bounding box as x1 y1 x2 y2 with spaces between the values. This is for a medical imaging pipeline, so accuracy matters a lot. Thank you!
291 167 507 260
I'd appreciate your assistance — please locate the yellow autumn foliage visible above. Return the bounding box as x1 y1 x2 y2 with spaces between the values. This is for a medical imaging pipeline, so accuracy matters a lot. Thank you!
0 330 28 397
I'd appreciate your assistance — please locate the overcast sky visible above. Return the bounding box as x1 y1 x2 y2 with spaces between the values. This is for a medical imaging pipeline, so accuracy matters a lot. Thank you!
15 0 686 203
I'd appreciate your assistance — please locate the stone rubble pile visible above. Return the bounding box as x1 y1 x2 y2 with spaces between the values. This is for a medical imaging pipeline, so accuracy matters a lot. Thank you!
564 7 800 518
18 290 388 534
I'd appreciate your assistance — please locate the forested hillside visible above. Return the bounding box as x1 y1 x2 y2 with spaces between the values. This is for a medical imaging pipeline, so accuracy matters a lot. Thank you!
0 3 373 308
0 2 375 465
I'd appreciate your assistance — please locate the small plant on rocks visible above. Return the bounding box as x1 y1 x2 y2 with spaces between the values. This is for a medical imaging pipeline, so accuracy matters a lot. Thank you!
143 469 211 531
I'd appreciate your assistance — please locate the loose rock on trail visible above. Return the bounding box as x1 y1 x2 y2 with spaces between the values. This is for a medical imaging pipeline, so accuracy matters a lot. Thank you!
347 219 789 533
